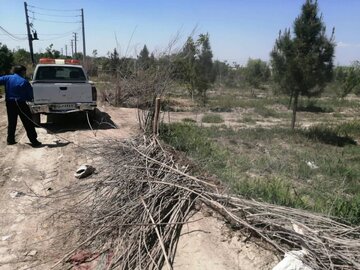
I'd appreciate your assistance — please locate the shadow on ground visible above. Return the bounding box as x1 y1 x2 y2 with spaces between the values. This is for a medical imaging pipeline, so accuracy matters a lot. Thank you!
40 108 117 134
303 128 357 147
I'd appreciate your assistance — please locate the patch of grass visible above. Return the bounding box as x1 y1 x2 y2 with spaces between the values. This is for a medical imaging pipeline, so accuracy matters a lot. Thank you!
208 95 289 110
182 118 196 123
302 124 357 147
239 116 256 124
297 104 334 113
160 122 360 224
336 120 360 137
236 177 310 209
254 106 279 118
202 114 224 123
210 107 232 113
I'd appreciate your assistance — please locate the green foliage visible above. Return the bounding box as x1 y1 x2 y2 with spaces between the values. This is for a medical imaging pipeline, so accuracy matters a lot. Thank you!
138 45 153 70
109 48 120 76
201 114 224 123
43 44 61 59
303 124 356 146
270 0 335 129
174 33 215 104
0 43 14 75
13 49 31 66
73 52 83 60
333 64 360 98
160 122 360 224
244 58 270 89
236 177 304 208
254 106 279 118
182 118 196 123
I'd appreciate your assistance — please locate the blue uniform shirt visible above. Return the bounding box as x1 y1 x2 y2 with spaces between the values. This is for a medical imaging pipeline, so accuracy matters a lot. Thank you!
0 74 34 102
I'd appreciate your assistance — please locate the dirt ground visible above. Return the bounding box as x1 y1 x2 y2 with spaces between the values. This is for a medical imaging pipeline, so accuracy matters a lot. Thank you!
0 98 278 270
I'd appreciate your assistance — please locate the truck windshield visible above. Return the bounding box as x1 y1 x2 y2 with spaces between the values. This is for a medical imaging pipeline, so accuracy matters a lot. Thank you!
35 66 86 82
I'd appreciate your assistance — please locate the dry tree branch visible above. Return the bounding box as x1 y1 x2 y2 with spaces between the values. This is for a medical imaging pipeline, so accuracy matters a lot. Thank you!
48 136 360 270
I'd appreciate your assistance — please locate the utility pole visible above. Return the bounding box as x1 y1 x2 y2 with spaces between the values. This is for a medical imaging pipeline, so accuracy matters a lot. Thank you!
24 2 35 66
81 8 86 64
65 44 68 57
73 32 77 55
70 40 74 57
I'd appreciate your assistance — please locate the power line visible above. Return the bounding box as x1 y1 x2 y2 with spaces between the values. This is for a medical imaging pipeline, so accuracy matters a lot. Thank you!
32 18 81 24
35 29 81 36
0 26 28 41
28 10 81 18
27 4 80 12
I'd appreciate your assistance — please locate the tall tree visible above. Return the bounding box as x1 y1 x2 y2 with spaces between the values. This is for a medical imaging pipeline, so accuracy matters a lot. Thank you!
271 0 335 129
334 63 360 98
13 49 31 66
43 44 60 59
245 58 270 90
175 34 215 103
196 33 215 103
138 45 150 69
109 48 120 76
0 43 14 75
176 37 197 98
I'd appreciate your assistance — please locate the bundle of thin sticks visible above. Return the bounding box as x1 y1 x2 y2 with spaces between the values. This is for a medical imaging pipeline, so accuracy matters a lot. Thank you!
52 136 360 270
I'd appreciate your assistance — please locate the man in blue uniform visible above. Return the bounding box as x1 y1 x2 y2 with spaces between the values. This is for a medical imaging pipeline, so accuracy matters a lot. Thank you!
0 65 41 147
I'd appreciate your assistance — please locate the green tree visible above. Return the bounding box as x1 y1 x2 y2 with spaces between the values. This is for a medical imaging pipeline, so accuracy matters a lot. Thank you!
213 60 229 86
109 48 120 76
43 44 61 59
245 58 270 90
334 63 360 98
0 43 14 75
175 37 197 98
271 0 335 129
138 45 150 69
196 33 215 104
175 34 215 103
73 52 83 60
13 48 31 66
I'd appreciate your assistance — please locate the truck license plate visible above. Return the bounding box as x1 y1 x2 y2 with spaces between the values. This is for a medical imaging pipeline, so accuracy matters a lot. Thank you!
52 104 76 110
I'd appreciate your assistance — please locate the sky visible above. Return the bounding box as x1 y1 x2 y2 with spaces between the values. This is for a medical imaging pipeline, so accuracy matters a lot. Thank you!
1 0 360 66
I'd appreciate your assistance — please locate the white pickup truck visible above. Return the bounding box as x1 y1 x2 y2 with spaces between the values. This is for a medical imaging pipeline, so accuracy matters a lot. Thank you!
29 58 97 124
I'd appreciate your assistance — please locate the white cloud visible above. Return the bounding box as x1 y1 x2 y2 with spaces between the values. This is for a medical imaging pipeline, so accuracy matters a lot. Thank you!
337 41 360 48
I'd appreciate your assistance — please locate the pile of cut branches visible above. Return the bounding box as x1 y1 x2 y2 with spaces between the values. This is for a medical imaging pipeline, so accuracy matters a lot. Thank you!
52 136 360 270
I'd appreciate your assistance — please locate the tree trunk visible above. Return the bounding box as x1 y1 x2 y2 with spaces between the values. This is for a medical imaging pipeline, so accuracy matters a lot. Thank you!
288 90 293 109
291 92 299 130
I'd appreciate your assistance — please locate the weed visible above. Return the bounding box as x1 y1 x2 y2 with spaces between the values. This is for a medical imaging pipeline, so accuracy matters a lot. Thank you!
254 106 278 118
160 122 360 224
303 124 357 146
202 114 224 123
240 116 256 124
182 118 196 123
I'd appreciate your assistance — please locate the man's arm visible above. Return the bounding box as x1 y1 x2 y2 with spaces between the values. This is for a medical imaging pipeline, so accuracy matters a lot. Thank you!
24 80 34 101
0 75 9 85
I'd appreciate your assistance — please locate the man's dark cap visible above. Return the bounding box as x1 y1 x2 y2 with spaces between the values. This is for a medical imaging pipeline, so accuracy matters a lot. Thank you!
13 65 27 75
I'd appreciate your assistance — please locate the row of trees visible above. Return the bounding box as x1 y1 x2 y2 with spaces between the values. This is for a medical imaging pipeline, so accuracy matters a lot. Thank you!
0 43 84 75
1 1 359 128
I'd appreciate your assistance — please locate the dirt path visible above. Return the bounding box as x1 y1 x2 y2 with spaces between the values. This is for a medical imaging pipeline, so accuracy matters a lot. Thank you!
0 100 278 269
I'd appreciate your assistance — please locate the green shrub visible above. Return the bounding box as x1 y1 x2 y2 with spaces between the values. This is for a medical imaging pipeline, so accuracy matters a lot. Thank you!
202 114 224 123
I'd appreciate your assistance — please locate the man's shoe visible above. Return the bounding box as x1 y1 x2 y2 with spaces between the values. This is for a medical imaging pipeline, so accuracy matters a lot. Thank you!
31 140 42 147
7 140 17 145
